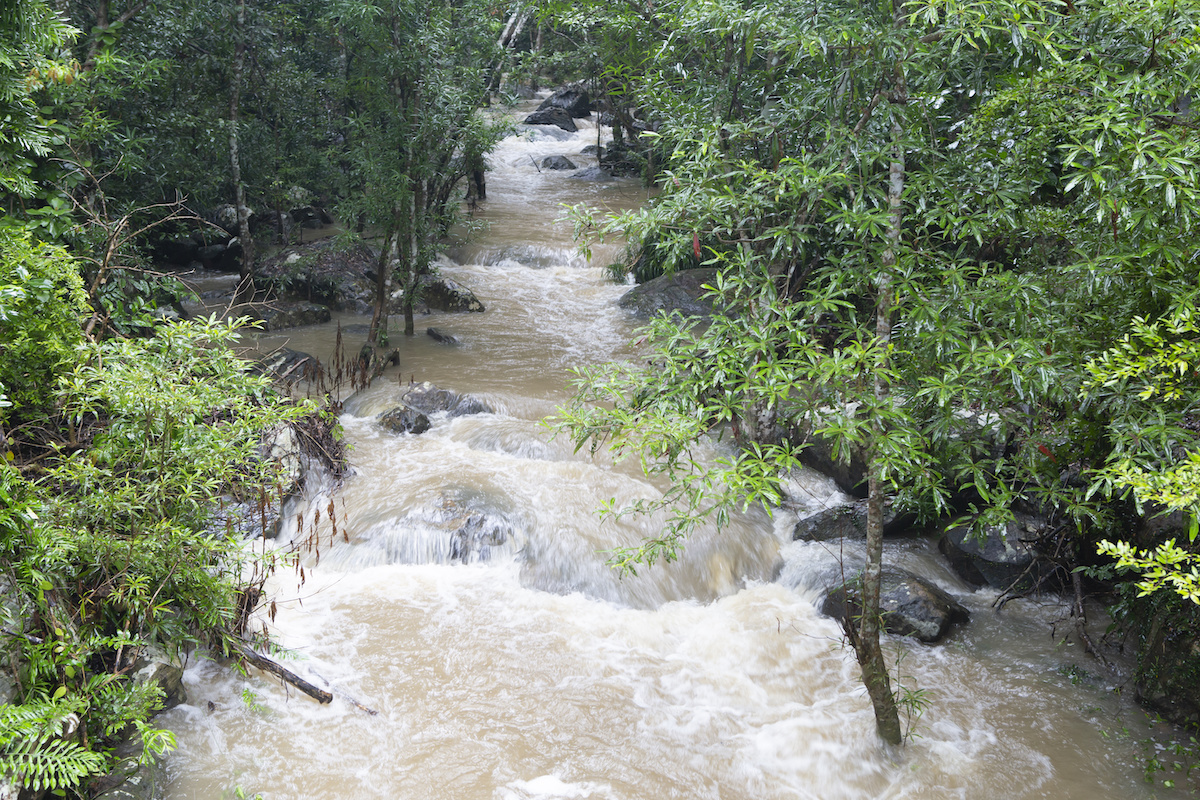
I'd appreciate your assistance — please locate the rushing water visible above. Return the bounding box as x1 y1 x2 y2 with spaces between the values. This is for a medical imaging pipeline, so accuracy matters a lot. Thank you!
161 102 1192 799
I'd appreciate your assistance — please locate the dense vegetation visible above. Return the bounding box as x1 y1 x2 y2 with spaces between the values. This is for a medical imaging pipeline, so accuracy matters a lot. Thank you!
2 0 1200 788
550 0 1200 742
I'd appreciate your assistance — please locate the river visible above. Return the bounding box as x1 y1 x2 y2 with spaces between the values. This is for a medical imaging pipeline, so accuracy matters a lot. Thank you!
160 101 1192 799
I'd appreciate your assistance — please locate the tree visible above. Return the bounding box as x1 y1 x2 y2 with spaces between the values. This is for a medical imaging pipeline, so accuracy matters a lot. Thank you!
558 0 1200 743
329 0 504 347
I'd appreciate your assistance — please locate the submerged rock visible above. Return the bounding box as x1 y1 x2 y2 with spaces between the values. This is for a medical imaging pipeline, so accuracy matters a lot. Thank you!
399 381 491 417
618 268 719 320
821 568 970 643
379 405 432 435
426 327 459 345
541 155 577 170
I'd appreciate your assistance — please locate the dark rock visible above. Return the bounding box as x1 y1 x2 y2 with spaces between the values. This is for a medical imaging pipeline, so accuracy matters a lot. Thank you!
418 274 485 313
257 348 321 382
197 242 238 272
258 238 385 315
131 646 186 710
791 418 869 498
580 144 602 156
541 155 577 170
426 327 459 345
821 568 970 643
379 405 432 435
618 268 719 320
938 513 1047 592
210 203 252 235
399 381 491 417
570 166 614 181
536 84 593 118
523 107 578 132
151 233 200 265
792 499 916 541
289 204 334 229
255 301 331 331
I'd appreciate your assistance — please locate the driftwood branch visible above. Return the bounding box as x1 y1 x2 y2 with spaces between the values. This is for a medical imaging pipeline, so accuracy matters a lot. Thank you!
231 641 332 704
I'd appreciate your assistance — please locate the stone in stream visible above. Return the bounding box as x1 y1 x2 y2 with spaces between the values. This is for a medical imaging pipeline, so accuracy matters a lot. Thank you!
522 107 578 132
938 513 1047 592
571 166 615 182
536 84 593 118
417 274 485 313
618 267 720 320
253 300 332 331
379 405 432 435
426 327 459 345
821 568 970 643
541 155 577 171
792 499 916 541
399 381 491 417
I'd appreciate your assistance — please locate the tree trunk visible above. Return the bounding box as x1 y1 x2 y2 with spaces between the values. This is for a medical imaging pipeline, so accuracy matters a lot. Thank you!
230 0 254 306
367 226 396 348
851 114 906 747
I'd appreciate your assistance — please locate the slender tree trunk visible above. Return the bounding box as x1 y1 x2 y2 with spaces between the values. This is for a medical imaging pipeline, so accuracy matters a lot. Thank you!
230 0 255 306
852 114 906 747
367 225 397 347
403 180 425 336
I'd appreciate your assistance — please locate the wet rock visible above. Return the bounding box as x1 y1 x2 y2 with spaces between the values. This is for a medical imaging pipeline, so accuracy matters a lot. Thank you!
791 499 916 541
379 405 432 435
289 204 333 229
522 107 577 132
618 268 719 320
787 414 869 498
197 241 239 272
426 327 459 345
570 166 614 182
258 238 386 315
257 348 322 383
536 84 593 118
821 568 970 643
399 381 491 417
580 144 603 156
254 301 331 331
131 645 186 710
938 513 1047 592
541 155 577 170
417 275 485 313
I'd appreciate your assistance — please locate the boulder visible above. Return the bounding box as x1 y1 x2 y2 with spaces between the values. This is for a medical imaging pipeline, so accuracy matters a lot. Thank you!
257 348 322 383
379 405 432 435
938 513 1047 592
151 233 200 266
522 107 577 132
255 301 331 331
197 242 240 272
131 645 186 710
821 568 970 643
791 499 916 541
289 204 333 229
426 327 459 345
618 268 719 320
791 418 869 498
258 239 385 315
580 144 603 156
541 155 577 170
570 166 615 182
398 381 491 417
536 85 593 118
418 275 485 313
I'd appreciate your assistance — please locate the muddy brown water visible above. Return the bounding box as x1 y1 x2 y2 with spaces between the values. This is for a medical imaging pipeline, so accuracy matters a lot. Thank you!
160 102 1191 800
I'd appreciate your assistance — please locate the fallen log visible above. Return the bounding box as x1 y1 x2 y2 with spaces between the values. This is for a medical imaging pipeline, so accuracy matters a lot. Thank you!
231 641 332 704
